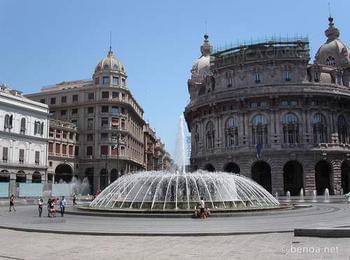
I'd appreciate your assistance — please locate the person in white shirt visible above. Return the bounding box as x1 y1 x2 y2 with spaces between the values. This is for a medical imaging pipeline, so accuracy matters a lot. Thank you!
38 198 43 217
60 196 67 217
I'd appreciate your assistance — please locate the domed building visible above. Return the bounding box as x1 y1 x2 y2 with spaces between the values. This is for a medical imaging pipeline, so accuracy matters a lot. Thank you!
184 17 350 196
27 48 147 193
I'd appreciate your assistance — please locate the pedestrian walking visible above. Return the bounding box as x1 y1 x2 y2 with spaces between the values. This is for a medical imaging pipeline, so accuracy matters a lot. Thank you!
38 198 43 217
47 198 51 217
60 196 67 217
9 194 16 212
72 194 77 206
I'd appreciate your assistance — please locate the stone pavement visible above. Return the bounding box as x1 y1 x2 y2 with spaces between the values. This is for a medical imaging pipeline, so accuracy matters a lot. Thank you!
0 229 349 260
0 203 350 235
0 203 350 259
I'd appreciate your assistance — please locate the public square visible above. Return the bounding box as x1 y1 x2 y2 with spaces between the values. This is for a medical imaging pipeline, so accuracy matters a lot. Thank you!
0 202 350 259
2 0 350 259
0 229 349 260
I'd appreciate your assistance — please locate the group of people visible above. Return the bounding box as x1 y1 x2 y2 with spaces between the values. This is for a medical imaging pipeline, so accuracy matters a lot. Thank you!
194 198 210 219
39 196 67 218
9 194 76 216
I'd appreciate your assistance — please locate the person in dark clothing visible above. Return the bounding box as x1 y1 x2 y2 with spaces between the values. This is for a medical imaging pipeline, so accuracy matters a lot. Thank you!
47 198 51 217
9 194 16 212
72 194 77 206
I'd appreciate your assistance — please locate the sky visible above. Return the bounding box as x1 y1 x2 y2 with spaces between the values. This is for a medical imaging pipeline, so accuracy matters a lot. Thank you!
0 0 349 159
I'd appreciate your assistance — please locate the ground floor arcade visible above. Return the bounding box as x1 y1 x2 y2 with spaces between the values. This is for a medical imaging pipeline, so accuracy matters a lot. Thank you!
0 168 46 196
192 151 350 196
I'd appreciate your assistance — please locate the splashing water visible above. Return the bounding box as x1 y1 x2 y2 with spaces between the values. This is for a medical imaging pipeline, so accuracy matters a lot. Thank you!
174 114 188 174
90 170 279 210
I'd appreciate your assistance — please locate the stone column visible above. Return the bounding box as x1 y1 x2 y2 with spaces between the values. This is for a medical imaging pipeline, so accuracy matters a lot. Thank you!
271 159 284 196
271 161 283 196
41 173 46 184
9 173 16 197
332 159 342 195
26 174 32 183
303 161 315 196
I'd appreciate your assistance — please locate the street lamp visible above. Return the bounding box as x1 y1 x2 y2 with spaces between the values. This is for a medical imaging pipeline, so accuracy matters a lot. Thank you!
112 132 122 182
104 153 109 187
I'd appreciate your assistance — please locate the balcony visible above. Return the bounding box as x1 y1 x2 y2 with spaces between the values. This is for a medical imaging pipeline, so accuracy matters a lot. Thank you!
48 152 75 158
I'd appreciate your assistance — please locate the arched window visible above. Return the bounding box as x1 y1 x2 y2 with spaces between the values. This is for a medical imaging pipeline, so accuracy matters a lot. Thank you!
103 64 109 70
4 114 13 130
337 115 348 144
282 113 299 144
20 118 26 134
205 121 215 149
313 113 328 143
225 117 239 147
113 64 118 70
326 56 336 66
4 114 9 129
252 114 268 145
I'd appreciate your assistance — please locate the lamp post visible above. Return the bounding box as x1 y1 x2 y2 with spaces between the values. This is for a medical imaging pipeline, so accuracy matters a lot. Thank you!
104 153 109 187
112 132 122 183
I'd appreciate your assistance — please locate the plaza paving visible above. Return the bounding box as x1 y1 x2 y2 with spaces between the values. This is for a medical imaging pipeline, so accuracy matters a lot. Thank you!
0 229 349 259
0 203 349 259
0 203 350 235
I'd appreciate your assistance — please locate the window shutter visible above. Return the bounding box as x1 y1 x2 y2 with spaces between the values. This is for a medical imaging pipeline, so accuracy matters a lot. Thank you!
4 115 8 129
19 149 24 163
3 147 8 161
35 151 40 164
9 115 13 129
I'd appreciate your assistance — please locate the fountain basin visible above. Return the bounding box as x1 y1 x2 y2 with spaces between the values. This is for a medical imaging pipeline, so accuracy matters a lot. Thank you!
89 170 280 212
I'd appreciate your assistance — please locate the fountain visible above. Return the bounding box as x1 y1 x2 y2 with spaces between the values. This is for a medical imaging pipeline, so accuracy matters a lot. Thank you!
88 114 281 214
89 170 280 211
324 188 330 202
285 191 291 202
312 190 317 202
71 177 90 196
299 188 305 202
174 114 187 174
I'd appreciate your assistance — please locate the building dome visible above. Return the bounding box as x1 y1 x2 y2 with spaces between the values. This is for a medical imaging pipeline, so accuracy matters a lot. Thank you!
94 48 126 74
315 17 350 67
191 34 212 77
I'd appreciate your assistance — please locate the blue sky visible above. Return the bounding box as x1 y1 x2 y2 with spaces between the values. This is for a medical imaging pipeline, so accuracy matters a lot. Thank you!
0 0 349 158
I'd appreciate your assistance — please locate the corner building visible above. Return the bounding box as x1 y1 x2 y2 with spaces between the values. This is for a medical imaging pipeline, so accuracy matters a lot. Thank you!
27 49 145 193
0 85 49 195
184 17 350 196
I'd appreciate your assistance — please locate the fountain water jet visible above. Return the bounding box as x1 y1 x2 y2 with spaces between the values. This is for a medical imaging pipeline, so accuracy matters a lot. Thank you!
174 114 187 174
285 191 291 202
324 188 330 202
90 170 280 211
312 190 317 202
88 114 281 213
299 188 304 202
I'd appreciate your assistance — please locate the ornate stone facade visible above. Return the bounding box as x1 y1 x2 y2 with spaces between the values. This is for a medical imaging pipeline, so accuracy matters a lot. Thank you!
0 85 49 195
47 119 78 183
184 17 350 196
27 49 148 193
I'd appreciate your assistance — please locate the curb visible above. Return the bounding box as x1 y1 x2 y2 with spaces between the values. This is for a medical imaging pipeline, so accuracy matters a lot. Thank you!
0 225 293 237
294 228 350 238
